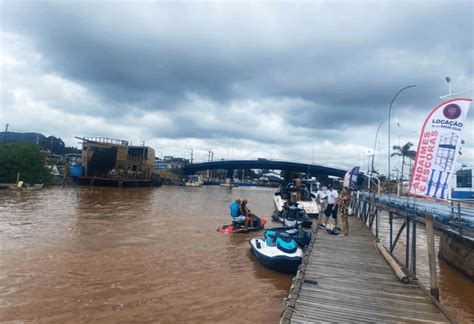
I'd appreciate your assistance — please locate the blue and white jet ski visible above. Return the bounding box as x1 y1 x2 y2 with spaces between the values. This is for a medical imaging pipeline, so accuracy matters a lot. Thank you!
250 229 303 274
268 226 312 247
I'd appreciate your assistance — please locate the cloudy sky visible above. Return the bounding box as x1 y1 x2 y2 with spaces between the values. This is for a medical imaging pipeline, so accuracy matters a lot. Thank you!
1 1 473 175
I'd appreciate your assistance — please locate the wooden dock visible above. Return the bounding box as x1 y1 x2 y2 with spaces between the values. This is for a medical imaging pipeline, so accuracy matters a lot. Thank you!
280 216 453 323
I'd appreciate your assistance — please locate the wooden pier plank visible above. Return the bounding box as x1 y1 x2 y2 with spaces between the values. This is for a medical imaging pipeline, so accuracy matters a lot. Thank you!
281 216 452 323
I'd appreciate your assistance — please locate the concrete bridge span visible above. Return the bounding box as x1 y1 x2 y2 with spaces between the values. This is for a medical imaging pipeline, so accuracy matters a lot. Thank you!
183 160 347 184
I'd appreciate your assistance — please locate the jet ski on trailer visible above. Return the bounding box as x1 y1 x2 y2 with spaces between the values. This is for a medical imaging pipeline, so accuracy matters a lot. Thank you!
218 215 267 233
250 229 303 274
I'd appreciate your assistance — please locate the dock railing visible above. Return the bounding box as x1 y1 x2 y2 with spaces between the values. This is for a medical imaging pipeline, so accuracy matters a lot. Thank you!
449 199 474 236
352 193 445 302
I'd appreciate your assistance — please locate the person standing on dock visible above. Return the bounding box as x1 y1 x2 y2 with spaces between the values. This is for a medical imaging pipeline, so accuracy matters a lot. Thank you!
293 177 302 202
315 186 328 224
339 187 351 236
321 185 339 228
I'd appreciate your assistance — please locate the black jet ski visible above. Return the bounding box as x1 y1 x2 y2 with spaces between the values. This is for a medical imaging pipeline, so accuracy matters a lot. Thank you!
271 204 312 229
250 229 303 274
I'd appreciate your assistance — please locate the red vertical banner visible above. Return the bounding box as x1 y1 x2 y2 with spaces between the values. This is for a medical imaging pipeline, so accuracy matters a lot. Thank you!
409 98 472 200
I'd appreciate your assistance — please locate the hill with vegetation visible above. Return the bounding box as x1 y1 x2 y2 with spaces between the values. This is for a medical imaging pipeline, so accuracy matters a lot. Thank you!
0 132 79 155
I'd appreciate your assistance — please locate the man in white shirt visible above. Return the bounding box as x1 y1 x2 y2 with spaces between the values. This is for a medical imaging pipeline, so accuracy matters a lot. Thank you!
320 185 339 228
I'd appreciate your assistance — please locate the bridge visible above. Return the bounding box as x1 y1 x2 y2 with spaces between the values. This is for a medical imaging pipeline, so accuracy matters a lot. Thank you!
183 160 347 184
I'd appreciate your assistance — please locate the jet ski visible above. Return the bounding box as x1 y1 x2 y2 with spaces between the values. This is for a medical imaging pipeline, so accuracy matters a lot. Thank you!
271 204 312 229
249 229 303 274
268 226 312 247
218 215 267 233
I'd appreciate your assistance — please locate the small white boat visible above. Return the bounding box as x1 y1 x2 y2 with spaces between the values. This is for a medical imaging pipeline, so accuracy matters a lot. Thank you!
219 183 239 188
8 182 44 191
184 175 203 187
273 179 320 217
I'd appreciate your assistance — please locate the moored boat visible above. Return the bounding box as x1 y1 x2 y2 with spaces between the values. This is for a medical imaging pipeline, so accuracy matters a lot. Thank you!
273 179 320 217
185 175 203 187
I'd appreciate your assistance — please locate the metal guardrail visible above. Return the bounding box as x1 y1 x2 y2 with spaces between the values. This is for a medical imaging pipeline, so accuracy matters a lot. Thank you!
358 192 474 234
81 136 129 146
450 199 474 235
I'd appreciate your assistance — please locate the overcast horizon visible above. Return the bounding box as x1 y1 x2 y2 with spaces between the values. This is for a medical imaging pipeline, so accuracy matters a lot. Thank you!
1 1 473 175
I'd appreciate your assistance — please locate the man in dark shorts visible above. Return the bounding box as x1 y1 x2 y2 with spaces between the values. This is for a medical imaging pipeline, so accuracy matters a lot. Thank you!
322 185 339 228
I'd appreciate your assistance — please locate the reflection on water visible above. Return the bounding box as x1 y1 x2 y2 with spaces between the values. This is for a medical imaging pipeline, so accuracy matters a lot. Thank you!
1 187 472 322
0 186 290 323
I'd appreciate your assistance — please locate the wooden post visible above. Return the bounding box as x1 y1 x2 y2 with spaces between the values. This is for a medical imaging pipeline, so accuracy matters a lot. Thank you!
362 202 367 223
389 212 393 252
405 216 410 269
425 215 439 301
411 221 416 275
375 208 379 240
63 162 68 188
457 202 462 236
369 204 374 228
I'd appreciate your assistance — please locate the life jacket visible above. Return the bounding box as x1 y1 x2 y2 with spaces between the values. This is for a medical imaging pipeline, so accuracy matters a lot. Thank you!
230 201 239 218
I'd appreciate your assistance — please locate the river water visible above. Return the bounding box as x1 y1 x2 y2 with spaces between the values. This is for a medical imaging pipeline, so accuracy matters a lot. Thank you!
0 186 472 323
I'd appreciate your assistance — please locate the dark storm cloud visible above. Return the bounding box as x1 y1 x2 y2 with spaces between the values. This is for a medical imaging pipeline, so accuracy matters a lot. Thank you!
1 1 473 146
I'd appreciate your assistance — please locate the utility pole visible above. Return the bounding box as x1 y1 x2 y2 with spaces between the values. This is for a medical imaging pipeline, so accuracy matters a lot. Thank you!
207 150 212 179
3 123 9 144
189 148 193 164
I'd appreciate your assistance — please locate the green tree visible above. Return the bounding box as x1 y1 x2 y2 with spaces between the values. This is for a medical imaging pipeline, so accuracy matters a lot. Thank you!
0 143 53 184
391 142 416 182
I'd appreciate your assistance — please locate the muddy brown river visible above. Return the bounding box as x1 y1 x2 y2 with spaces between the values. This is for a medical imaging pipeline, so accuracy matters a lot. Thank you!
1 186 473 323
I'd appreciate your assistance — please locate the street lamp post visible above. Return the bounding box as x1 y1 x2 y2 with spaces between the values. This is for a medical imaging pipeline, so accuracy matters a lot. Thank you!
388 85 416 201
371 121 385 175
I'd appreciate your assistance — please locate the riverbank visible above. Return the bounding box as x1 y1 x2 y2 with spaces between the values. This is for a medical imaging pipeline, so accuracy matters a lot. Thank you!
439 230 474 279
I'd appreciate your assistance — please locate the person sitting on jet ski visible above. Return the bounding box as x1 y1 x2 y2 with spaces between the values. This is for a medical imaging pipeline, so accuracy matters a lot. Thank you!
230 197 246 225
240 199 254 228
